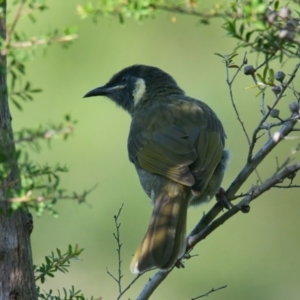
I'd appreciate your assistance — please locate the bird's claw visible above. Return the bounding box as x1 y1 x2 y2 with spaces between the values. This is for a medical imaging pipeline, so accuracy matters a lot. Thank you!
216 187 233 210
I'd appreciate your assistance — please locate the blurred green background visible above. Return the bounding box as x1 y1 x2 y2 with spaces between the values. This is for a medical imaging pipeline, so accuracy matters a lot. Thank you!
9 1 300 299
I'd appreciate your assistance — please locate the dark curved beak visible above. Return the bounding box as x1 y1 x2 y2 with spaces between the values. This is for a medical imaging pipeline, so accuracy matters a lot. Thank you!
83 85 108 98
83 85 125 98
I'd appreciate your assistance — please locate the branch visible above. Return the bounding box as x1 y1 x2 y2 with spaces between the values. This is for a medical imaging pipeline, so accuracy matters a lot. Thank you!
248 63 300 162
191 285 228 300
1 34 78 55
137 161 300 299
106 204 144 299
227 112 299 200
150 5 228 19
8 185 96 205
6 0 25 45
136 269 172 300
225 52 251 145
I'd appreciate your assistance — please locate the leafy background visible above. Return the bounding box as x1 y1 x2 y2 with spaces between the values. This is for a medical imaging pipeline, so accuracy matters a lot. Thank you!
9 0 300 299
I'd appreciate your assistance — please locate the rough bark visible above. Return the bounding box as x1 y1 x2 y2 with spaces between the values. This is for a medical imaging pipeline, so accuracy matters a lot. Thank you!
0 2 37 299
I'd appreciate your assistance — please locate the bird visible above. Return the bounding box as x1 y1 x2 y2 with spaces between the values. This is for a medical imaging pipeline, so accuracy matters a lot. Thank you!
84 65 228 274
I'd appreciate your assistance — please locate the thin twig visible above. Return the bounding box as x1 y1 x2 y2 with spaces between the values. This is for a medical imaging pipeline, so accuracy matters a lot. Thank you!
118 273 143 300
225 52 263 183
191 285 228 300
1 34 78 55
115 204 124 296
225 52 251 145
254 53 277 73
273 184 300 188
6 0 25 45
106 204 144 299
187 162 300 248
106 204 124 296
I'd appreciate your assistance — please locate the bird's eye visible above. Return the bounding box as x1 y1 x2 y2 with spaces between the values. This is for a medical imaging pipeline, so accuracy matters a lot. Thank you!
121 75 129 83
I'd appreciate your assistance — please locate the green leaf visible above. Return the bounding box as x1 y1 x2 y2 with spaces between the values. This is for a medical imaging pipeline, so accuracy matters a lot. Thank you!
263 65 268 82
257 73 265 83
11 98 23 110
269 68 274 84
245 30 254 42
239 23 245 36
214 53 225 59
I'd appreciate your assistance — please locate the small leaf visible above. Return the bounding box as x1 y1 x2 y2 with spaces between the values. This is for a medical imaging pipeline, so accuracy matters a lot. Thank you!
263 65 268 82
269 68 274 84
257 73 265 83
239 23 245 36
229 51 238 60
214 53 225 59
11 98 23 111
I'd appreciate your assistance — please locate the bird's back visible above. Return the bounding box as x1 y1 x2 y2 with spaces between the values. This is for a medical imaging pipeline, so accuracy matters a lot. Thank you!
128 95 225 195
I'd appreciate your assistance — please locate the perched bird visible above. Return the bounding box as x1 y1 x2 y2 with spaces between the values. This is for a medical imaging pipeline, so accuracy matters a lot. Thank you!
84 65 228 274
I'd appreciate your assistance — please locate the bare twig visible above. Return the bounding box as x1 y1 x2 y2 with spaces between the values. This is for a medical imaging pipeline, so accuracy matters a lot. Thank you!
106 204 124 295
273 185 300 188
191 285 228 300
224 52 264 183
118 273 143 300
106 204 144 299
225 52 251 145
254 53 277 73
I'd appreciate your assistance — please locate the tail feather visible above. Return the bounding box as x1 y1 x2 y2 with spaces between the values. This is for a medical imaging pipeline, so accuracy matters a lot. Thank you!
130 181 189 273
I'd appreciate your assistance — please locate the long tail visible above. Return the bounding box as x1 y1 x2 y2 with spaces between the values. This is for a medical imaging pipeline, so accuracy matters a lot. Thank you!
130 180 189 274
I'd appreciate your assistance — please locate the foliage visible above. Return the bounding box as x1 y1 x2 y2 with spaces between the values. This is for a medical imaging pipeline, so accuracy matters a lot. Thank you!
1 0 299 299
35 245 97 299
1 1 87 215
1 1 91 299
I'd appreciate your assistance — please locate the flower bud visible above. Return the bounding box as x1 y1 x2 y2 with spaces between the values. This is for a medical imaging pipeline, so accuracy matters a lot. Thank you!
270 108 280 118
278 7 291 19
244 65 255 75
289 102 300 114
271 85 281 95
275 71 285 83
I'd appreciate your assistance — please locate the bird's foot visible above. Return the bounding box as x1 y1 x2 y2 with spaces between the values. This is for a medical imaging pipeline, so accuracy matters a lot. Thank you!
175 259 185 269
216 187 232 210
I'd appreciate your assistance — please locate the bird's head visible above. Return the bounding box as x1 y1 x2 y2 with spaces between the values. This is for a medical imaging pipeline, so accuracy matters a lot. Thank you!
83 65 184 114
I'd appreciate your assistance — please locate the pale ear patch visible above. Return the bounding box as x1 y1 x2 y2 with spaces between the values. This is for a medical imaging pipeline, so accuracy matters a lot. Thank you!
133 78 146 106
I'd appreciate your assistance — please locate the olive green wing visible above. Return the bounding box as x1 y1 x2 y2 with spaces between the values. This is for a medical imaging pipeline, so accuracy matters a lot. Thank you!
128 100 225 191
129 121 198 186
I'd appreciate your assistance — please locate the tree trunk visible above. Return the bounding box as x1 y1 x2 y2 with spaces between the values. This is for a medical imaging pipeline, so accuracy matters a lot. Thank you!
0 1 37 299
